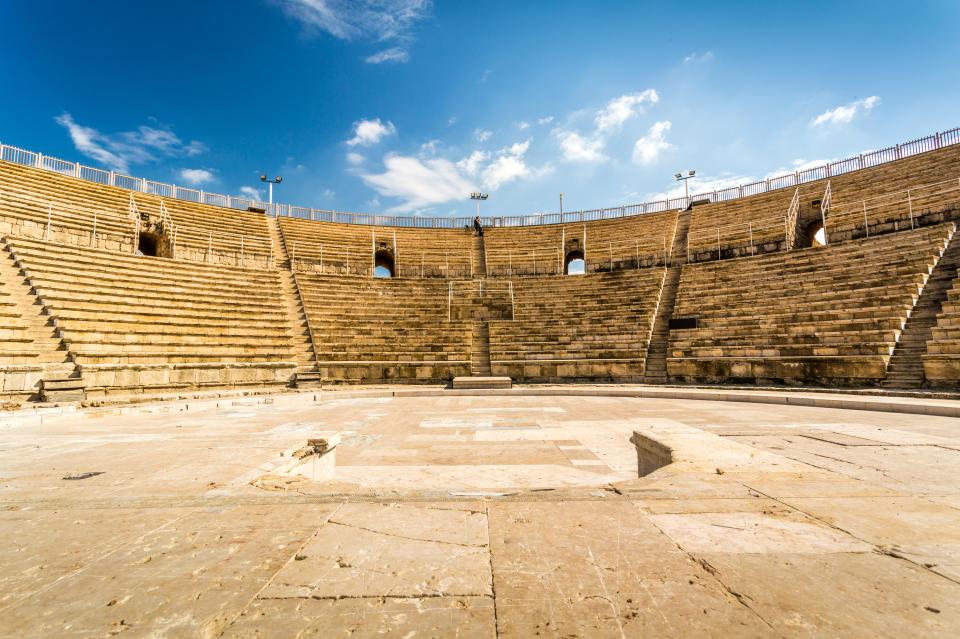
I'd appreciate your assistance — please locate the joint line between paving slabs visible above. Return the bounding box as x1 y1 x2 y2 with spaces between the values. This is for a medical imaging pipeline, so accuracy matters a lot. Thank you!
643 507 786 637
485 501 500 638
325 519 489 548
216 501 347 637
745 484 960 587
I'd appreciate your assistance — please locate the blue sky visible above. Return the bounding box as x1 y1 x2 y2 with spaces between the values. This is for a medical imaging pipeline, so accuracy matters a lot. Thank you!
1 1 958 218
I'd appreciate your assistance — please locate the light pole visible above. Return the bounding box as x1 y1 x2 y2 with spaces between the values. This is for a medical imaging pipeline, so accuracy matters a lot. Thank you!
470 192 488 218
560 192 563 215
260 174 283 214
674 170 696 200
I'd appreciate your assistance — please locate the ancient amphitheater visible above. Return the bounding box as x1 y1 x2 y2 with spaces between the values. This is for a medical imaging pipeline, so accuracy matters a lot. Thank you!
2 131 960 637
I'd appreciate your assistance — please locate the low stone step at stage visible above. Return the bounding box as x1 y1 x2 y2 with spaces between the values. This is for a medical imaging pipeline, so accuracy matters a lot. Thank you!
452 376 512 389
295 370 322 388
40 375 85 402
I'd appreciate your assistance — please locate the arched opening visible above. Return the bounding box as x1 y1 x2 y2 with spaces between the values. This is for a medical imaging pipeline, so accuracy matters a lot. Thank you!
565 249 585 275
802 220 827 248
137 232 160 257
374 249 395 278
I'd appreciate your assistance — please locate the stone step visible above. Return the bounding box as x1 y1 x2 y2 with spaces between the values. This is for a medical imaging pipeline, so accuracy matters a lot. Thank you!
452 376 511 389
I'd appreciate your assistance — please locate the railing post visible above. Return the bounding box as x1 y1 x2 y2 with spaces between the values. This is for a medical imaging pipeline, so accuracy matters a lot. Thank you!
533 248 537 276
509 250 512 277
749 222 754 254
36 152 43 170
863 202 869 237
637 240 641 269
420 253 424 278
172 227 177 259
45 204 51 241
447 282 452 322
608 241 613 272
91 211 97 248
907 189 914 229
240 236 244 267
716 228 721 261
207 232 212 262
445 250 449 278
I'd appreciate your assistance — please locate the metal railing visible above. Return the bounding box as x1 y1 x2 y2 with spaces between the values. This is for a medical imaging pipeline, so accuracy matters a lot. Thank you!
687 214 789 261
2 126 958 229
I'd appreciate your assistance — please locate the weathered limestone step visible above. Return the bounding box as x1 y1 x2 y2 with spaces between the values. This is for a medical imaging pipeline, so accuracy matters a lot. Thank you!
885 229 960 387
40 374 85 402
451 376 512 389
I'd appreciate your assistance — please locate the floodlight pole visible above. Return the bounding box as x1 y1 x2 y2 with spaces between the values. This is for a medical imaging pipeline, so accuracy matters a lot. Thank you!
560 193 563 215
260 175 283 215
470 192 489 218
674 170 696 201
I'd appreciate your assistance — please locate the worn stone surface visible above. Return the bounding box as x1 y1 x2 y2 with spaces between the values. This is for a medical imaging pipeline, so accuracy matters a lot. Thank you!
1 392 959 637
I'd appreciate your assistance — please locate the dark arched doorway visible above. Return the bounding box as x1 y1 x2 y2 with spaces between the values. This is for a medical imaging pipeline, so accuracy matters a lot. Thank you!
374 249 395 277
802 220 827 247
137 232 160 257
565 249 585 275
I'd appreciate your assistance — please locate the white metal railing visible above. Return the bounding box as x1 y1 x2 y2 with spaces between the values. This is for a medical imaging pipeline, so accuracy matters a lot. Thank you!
827 176 960 239
785 187 800 249
1 126 957 229
687 214 788 261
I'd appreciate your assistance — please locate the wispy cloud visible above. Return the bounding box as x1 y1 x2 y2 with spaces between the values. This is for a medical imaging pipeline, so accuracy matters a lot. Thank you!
473 128 492 143
811 96 880 127
346 118 397 146
365 47 409 64
346 151 366 165
361 138 550 212
632 121 673 164
239 185 266 201
683 51 714 64
556 131 606 163
361 155 475 212
537 116 554 126
277 0 430 63
179 168 215 185
646 172 754 201
55 113 206 174
554 90 660 162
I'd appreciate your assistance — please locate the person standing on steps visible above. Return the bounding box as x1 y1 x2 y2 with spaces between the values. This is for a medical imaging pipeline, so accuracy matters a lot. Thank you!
473 215 484 237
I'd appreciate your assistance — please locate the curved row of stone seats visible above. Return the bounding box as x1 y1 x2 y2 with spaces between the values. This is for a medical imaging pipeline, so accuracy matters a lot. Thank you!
687 145 960 261
0 160 273 267
279 216 472 277
669 223 955 384
923 270 960 384
296 274 472 382
489 269 665 381
4 236 296 396
484 210 679 276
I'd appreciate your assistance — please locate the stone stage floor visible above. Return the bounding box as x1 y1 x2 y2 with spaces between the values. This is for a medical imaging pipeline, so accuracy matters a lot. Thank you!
1 392 959 637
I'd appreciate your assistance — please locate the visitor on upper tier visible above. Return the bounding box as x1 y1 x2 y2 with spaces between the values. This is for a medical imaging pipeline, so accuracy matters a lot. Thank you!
473 215 484 236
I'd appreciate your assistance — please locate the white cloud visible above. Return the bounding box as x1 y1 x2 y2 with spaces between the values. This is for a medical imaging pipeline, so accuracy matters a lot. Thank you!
456 150 489 176
537 116 554 125
481 139 534 190
683 51 714 64
447 116 457 126
323 188 335 198
516 121 530 130
594 90 659 134
54 113 206 173
632 121 674 164
179 168 215 185
365 46 409 64
557 131 607 162
474 128 492 143
419 139 441 156
811 96 880 127
239 186 265 201
361 155 475 212
555 89 660 163
646 173 754 201
347 118 397 146
277 0 430 41
346 152 366 165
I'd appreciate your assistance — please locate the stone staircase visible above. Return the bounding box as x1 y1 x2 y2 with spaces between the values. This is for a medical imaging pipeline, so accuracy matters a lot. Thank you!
0 238 83 401
644 211 691 384
269 218 320 388
472 234 487 278
883 232 960 388
471 321 492 376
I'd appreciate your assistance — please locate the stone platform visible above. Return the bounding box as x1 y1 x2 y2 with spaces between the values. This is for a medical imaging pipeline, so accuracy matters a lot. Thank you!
1 388 959 637
452 375 513 389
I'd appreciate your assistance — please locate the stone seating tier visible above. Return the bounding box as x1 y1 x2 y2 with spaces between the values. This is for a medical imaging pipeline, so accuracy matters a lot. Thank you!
489 269 665 381
669 223 954 384
5 236 295 395
296 274 472 383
